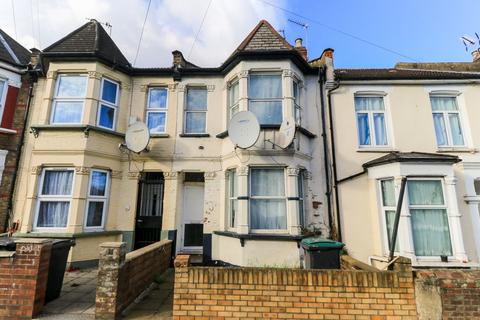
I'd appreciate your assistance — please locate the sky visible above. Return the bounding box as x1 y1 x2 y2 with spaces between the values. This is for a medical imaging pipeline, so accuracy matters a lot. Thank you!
0 0 479 68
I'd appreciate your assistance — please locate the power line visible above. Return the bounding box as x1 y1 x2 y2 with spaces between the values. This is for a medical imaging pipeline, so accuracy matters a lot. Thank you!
256 0 419 62
134 0 152 66
30 0 36 47
36 0 42 48
11 0 17 39
187 0 213 60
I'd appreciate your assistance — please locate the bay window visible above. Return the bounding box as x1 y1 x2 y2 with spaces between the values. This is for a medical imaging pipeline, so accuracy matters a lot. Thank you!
97 78 119 130
380 179 399 251
146 87 168 133
250 168 287 230
85 170 109 229
430 96 465 147
228 80 239 120
226 169 237 228
355 96 388 147
248 74 282 125
51 75 87 124
293 81 302 125
35 169 74 229
184 87 207 133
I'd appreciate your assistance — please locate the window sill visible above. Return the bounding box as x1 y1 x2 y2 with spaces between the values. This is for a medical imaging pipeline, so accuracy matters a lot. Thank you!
213 230 304 247
0 127 17 135
13 230 122 238
216 126 315 139
357 148 396 153
436 147 476 153
413 260 479 268
150 133 170 138
179 133 210 138
30 124 125 138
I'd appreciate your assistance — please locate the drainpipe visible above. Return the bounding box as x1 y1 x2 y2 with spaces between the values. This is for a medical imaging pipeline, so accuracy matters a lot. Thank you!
326 83 341 242
4 70 37 233
318 66 333 234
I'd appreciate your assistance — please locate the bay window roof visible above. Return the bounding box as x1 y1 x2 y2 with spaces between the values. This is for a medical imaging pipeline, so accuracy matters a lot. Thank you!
363 152 460 169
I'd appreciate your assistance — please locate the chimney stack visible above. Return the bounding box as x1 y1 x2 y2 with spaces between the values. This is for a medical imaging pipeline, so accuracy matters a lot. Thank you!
472 49 480 63
172 50 186 68
294 38 308 61
29 48 41 68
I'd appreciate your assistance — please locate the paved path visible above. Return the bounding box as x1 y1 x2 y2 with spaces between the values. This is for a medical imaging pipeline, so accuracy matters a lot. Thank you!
122 268 174 320
35 268 97 320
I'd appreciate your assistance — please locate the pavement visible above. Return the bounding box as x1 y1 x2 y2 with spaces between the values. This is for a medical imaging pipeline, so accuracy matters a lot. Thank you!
35 267 174 320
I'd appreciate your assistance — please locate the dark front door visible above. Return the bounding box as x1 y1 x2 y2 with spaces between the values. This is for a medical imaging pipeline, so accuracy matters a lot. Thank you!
134 172 164 249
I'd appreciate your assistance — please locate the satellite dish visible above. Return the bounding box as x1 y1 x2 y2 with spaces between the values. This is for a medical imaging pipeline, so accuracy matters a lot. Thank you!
228 111 260 149
276 116 296 149
125 121 150 153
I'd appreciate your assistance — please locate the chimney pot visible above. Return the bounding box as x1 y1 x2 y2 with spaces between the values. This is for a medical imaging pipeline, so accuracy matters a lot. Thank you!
172 50 186 68
295 38 303 48
472 49 480 63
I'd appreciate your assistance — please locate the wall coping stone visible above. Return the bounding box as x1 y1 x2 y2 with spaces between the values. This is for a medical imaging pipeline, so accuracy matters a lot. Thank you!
15 238 53 244
126 239 172 261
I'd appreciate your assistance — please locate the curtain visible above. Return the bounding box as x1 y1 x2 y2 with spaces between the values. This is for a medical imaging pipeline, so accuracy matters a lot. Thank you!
448 113 464 145
90 171 107 196
147 112 166 132
354 97 385 111
373 113 388 145
37 202 69 227
381 179 395 206
250 169 286 229
249 101 282 125
229 82 239 107
407 180 444 205
430 97 458 111
86 201 104 227
42 170 73 195
52 101 83 124
186 88 207 110
433 113 447 146
57 75 87 97
249 75 282 99
385 210 400 251
356 113 370 145
185 112 206 133
411 209 452 256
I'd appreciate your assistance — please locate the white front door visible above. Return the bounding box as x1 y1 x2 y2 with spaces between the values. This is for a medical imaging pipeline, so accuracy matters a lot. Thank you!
181 183 204 251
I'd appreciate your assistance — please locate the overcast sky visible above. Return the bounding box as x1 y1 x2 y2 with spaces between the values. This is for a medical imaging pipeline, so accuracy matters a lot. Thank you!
1 0 478 68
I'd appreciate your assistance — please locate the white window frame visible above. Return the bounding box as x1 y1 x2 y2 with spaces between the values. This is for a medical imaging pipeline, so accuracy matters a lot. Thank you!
293 80 303 126
226 168 237 230
146 87 168 134
84 169 110 231
354 94 390 148
248 72 283 125
248 167 288 234
184 86 207 134
96 78 119 130
430 94 466 148
297 169 306 228
33 168 75 231
227 80 239 121
378 178 399 254
0 77 7 124
50 74 87 125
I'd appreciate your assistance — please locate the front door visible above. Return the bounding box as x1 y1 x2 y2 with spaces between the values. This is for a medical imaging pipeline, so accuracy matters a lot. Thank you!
181 183 204 251
134 173 164 249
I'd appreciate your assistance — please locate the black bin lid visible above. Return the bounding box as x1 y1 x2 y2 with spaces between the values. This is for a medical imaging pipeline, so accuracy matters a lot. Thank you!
0 238 16 251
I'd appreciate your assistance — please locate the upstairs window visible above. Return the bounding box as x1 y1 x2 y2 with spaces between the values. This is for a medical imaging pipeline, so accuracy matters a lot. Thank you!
228 80 239 120
430 96 465 147
226 169 238 228
51 75 87 124
184 87 207 134
293 81 302 125
355 96 388 147
147 88 168 133
35 169 74 229
97 78 119 130
85 170 109 229
248 74 282 125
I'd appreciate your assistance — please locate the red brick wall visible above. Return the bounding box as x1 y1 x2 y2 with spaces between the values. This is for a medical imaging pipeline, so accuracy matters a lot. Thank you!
0 238 52 319
95 240 172 319
173 255 417 320
416 269 480 319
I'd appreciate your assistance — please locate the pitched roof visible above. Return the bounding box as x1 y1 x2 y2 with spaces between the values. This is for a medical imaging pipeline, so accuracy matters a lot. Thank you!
363 152 460 168
43 19 131 69
396 61 480 72
234 20 294 53
335 68 480 81
0 29 30 67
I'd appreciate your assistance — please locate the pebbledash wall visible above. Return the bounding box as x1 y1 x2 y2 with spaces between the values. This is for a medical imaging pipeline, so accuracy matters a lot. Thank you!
173 255 417 319
95 239 172 319
0 239 51 319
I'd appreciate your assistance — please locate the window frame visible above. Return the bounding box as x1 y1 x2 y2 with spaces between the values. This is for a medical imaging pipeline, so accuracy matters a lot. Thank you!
430 94 466 148
248 72 283 125
96 78 120 130
297 169 306 228
293 80 303 126
227 80 239 122
183 86 208 134
84 169 110 231
226 168 238 230
146 87 168 134
33 168 75 231
248 167 288 234
378 178 399 254
0 77 7 124
50 74 88 125
354 94 390 148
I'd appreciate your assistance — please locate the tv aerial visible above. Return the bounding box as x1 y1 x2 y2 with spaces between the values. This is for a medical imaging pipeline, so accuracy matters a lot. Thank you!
124 121 150 153
460 33 479 51
228 111 260 149
288 18 309 47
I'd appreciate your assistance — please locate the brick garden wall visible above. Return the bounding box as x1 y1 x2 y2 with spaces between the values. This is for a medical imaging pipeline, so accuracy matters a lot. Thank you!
0 238 51 319
95 239 172 319
173 255 417 320
415 269 480 319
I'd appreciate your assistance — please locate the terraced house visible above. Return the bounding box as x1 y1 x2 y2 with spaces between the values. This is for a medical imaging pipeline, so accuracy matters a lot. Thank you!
10 19 333 268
